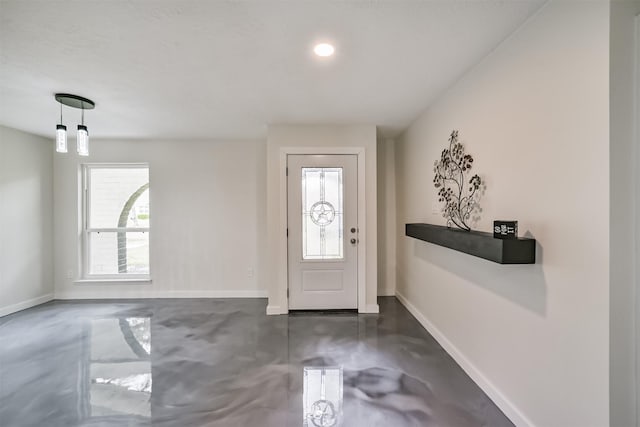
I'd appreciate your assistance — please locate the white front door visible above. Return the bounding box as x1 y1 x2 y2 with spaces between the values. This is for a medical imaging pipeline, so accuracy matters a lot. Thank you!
287 154 358 310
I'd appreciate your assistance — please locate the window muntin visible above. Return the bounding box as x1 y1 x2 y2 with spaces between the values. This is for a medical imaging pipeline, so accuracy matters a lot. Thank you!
84 165 150 278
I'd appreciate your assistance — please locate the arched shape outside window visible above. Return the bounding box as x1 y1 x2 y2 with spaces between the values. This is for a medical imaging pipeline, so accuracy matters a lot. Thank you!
117 183 149 273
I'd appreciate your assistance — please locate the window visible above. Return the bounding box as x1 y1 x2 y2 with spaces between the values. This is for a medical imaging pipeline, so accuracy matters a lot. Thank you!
83 164 150 279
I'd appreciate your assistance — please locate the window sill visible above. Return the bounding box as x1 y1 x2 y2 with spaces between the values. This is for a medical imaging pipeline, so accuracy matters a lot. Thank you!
74 278 152 285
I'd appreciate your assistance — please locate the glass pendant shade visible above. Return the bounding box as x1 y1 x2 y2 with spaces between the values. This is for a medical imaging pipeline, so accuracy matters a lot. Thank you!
77 124 89 156
55 124 67 153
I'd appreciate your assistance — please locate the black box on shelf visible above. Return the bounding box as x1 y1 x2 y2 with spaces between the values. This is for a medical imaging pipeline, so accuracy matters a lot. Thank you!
493 221 518 239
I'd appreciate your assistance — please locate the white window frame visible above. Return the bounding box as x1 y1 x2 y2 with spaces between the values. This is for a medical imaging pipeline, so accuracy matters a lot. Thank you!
81 163 151 281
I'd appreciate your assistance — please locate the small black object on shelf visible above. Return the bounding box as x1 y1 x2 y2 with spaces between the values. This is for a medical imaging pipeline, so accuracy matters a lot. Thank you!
493 220 518 239
406 223 535 264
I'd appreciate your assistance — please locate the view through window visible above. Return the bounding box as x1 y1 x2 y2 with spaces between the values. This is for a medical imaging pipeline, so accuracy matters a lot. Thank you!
84 165 150 277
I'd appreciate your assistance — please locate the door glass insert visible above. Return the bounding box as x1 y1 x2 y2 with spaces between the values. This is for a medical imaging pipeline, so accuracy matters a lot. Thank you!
302 167 343 260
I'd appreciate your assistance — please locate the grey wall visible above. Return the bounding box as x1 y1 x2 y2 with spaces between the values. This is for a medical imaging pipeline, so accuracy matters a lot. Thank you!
53 138 267 299
395 1 609 425
610 1 640 426
265 125 379 314
0 125 54 315
377 137 396 297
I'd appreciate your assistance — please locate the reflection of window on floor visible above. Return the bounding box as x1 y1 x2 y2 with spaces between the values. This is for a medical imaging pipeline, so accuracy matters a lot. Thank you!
83 165 150 278
303 366 343 427
89 318 151 418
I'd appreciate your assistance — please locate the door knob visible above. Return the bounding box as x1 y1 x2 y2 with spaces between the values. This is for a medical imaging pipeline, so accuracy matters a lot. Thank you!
350 227 357 233
350 238 357 244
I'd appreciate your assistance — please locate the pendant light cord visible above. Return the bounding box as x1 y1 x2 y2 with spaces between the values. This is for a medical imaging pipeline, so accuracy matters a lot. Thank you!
59 103 63 125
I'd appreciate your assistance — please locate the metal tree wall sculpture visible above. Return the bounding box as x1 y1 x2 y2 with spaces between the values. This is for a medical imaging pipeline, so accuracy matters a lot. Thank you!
433 130 483 231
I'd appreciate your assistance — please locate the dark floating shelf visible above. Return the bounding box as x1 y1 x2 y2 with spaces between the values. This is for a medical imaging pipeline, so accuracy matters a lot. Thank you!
406 223 536 264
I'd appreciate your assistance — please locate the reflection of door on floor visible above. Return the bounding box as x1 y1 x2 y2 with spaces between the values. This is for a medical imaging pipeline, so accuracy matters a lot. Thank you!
287 154 358 310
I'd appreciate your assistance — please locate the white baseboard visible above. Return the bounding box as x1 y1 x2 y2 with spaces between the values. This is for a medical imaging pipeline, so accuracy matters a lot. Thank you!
362 303 380 313
55 289 268 300
266 305 285 315
395 291 533 427
0 293 54 317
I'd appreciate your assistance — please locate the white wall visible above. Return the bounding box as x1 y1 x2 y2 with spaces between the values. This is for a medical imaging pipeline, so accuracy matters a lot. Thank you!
54 138 267 298
610 1 640 426
377 138 396 296
395 2 609 426
0 125 54 316
265 124 378 314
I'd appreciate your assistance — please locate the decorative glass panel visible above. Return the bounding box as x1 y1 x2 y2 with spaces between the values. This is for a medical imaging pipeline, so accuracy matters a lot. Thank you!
302 168 343 260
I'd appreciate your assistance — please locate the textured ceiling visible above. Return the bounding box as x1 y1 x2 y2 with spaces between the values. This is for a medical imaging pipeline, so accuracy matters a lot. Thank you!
0 0 545 140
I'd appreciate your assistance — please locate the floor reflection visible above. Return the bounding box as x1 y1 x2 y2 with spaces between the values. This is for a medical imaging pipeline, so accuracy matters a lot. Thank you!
0 298 513 427
303 366 343 427
88 318 151 419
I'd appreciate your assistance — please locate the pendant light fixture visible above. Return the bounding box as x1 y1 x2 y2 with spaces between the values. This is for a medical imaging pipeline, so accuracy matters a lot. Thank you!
54 93 95 156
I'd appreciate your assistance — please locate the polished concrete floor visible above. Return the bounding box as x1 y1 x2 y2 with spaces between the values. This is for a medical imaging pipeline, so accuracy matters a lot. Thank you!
0 297 512 427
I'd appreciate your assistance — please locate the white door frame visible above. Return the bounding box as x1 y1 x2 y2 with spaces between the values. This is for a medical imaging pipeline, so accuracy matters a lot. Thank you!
277 147 367 313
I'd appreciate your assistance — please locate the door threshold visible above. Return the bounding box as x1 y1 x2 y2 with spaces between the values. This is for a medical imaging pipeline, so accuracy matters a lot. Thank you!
288 309 358 317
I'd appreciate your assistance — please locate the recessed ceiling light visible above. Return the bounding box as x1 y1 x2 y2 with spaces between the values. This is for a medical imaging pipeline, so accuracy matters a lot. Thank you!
314 43 335 57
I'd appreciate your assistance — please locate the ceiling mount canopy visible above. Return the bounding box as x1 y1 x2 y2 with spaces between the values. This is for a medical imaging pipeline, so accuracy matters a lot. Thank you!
54 93 95 110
